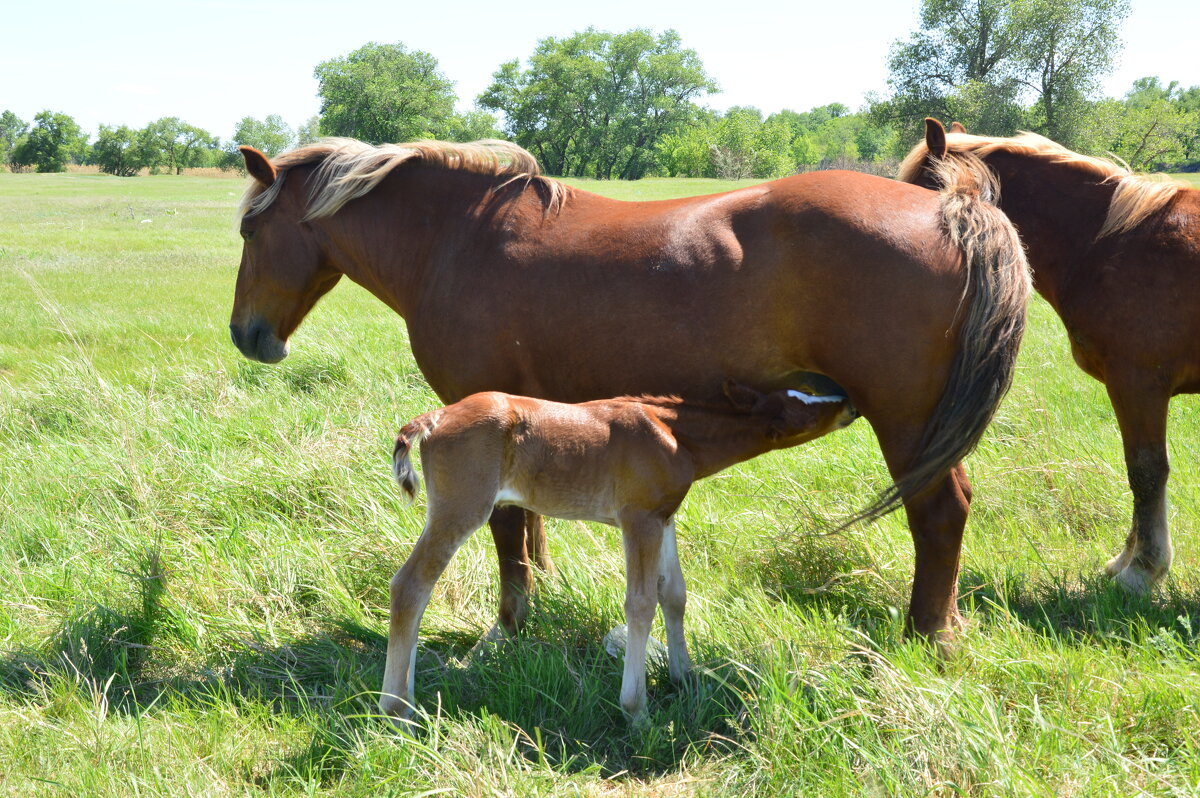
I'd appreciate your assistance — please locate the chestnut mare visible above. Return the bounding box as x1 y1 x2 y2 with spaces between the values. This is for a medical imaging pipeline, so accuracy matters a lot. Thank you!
901 119 1200 593
230 137 1030 644
382 383 856 726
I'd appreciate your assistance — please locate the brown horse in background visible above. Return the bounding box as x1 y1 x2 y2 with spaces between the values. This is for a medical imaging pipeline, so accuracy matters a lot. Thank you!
901 119 1200 592
230 137 1030 645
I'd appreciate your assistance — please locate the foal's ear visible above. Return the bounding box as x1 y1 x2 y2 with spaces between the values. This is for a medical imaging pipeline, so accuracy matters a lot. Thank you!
240 145 277 186
723 379 761 411
949 121 967 134
924 118 948 160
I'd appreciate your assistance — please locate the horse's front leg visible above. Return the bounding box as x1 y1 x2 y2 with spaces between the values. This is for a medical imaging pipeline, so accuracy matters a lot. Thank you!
1103 375 1172 593
657 517 691 682
524 509 554 574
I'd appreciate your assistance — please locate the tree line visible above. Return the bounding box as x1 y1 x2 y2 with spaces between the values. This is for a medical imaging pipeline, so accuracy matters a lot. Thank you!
4 0 1199 179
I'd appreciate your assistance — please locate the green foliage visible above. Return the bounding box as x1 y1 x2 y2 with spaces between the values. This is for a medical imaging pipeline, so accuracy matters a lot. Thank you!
1086 78 1200 170
657 103 897 179
443 109 502 143
231 114 294 157
92 125 145 177
0 110 28 169
314 42 456 144
296 115 321 147
879 0 1130 147
138 117 217 175
479 28 717 179
11 110 86 173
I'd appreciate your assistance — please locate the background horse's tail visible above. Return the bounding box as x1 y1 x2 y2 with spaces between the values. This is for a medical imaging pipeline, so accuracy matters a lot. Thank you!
853 151 1031 525
392 411 442 502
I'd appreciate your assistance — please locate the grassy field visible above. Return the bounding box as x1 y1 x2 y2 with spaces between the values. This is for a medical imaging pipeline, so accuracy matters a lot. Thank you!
2 170 1200 796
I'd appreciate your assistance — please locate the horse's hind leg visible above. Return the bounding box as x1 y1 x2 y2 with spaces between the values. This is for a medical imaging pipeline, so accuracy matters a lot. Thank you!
381 500 492 726
619 510 666 724
525 510 554 574
873 420 972 649
488 506 534 635
657 518 691 682
1104 376 1172 592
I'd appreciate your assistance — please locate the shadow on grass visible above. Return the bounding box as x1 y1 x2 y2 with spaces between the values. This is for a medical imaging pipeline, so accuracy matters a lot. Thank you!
959 567 1200 648
0 577 757 782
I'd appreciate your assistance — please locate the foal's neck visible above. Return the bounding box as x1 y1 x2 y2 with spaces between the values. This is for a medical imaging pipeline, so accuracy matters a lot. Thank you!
655 404 779 479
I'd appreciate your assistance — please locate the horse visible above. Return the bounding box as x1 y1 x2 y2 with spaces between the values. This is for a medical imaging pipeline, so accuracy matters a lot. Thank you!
381 382 857 726
230 136 1030 647
900 118 1200 593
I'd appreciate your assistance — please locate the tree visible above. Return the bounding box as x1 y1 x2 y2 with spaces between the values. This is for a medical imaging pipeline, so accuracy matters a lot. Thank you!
13 110 86 172
92 125 145 176
444 109 502 142
878 0 1128 145
479 28 717 179
296 115 321 147
0 110 27 168
314 42 456 143
231 114 294 156
139 117 216 174
1017 0 1130 144
1089 78 1200 169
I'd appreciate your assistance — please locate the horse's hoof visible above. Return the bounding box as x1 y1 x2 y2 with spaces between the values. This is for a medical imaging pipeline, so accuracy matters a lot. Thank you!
1112 564 1157 595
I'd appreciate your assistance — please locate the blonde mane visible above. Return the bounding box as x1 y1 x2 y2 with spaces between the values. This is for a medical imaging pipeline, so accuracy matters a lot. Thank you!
239 138 571 221
898 131 1184 240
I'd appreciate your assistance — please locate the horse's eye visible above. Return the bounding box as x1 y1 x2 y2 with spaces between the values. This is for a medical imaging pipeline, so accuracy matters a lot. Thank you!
241 230 255 242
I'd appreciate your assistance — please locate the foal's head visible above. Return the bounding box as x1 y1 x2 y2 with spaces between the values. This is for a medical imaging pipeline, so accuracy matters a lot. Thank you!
229 146 342 363
723 380 858 444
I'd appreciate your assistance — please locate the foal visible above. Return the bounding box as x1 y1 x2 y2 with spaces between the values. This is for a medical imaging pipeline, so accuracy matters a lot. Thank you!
379 382 856 726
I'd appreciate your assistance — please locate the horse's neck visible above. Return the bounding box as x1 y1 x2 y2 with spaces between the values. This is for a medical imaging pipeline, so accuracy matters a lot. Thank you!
987 154 1118 308
320 166 518 318
658 405 775 479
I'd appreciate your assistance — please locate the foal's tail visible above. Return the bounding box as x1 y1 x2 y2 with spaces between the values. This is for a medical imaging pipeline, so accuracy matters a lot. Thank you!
392 411 442 502
854 151 1031 524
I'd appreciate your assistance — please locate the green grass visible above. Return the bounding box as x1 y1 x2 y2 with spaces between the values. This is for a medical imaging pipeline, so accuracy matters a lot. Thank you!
2 170 1200 796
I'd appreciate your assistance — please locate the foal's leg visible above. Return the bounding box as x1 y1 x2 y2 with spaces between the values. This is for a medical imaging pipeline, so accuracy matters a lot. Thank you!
657 517 691 682
1104 376 1172 593
381 506 490 726
619 510 666 724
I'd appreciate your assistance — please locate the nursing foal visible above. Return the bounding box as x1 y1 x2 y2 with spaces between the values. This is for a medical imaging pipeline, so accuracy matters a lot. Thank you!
380 383 856 726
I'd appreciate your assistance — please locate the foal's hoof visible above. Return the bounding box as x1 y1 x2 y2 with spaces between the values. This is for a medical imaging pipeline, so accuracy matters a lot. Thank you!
379 696 417 734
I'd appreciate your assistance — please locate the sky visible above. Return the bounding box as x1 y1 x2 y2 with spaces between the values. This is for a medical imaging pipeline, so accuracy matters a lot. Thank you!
3 0 1198 141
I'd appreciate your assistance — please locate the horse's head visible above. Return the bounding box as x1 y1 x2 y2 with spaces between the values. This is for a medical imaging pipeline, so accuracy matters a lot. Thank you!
898 118 969 190
229 146 342 363
723 380 857 444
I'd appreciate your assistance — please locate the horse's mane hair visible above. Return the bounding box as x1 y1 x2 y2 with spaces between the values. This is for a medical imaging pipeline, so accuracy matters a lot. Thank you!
239 138 571 221
898 130 1184 240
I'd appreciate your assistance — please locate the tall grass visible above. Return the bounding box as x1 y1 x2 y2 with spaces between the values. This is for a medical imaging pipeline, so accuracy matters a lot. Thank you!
2 171 1199 795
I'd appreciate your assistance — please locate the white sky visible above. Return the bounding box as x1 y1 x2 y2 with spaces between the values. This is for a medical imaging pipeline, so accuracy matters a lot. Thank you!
2 0 1197 141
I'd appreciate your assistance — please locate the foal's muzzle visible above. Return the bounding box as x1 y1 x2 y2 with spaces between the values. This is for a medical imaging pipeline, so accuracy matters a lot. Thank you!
230 320 289 363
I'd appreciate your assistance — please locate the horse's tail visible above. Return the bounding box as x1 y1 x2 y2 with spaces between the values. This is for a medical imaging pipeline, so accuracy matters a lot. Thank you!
852 150 1031 525
392 411 442 502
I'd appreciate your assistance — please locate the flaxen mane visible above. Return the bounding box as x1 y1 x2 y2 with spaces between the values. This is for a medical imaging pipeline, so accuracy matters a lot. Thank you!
898 131 1184 240
240 138 571 221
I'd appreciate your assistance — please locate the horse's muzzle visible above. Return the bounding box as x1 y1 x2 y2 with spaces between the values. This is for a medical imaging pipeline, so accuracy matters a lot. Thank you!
230 320 289 363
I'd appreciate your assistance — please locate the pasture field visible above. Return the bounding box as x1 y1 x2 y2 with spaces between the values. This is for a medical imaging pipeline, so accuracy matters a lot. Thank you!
2 170 1200 797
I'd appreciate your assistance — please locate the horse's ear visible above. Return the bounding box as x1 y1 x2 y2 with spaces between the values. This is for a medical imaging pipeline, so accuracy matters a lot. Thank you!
723 379 761 411
240 146 276 186
924 118 948 160
949 121 967 134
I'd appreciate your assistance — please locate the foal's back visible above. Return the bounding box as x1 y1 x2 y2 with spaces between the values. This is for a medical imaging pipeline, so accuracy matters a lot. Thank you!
417 393 689 526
